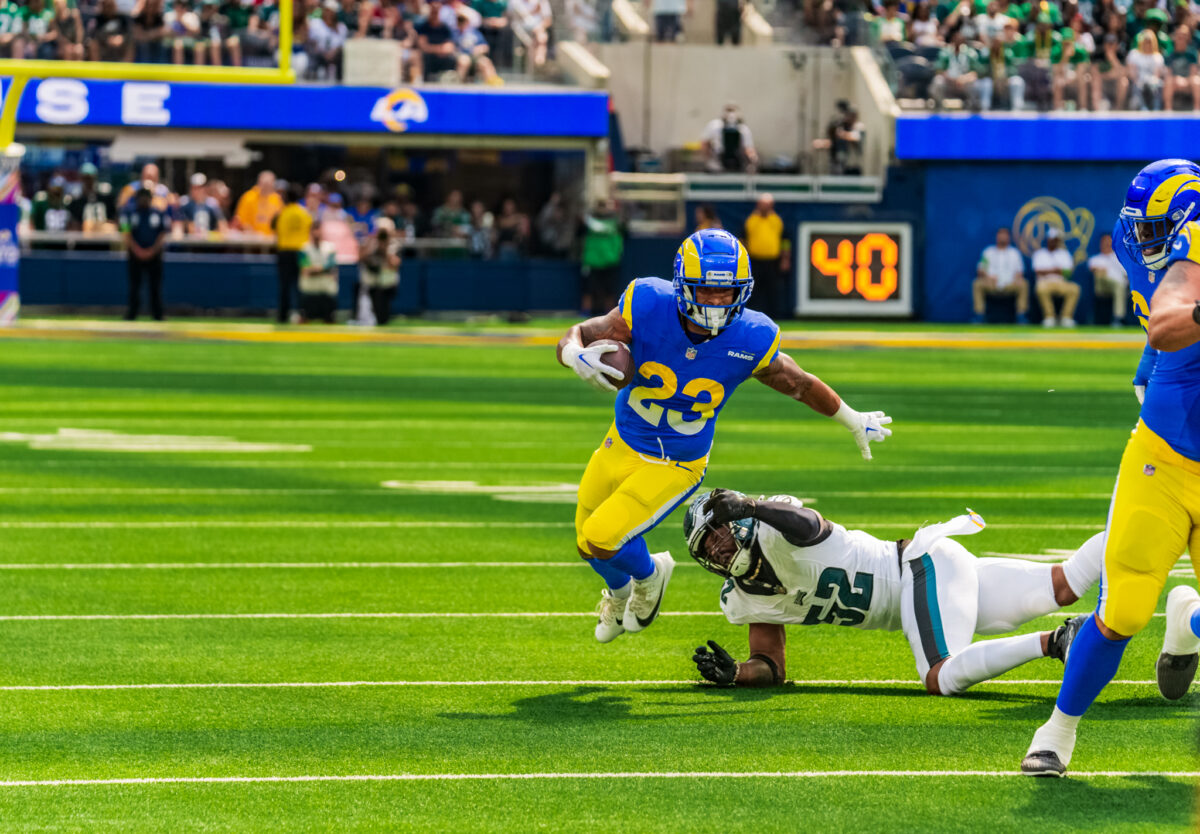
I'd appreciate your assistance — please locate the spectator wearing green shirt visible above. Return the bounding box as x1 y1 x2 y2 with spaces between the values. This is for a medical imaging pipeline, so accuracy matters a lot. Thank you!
1092 32 1130 109
871 0 906 43
0 0 25 58
431 190 471 239
473 0 510 69
1165 23 1200 110
1015 12 1059 109
23 0 59 58
1052 27 1090 110
979 36 1026 109
931 28 982 109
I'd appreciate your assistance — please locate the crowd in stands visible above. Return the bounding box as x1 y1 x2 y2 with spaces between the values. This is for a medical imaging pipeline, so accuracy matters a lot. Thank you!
24 162 567 254
0 0 553 83
27 162 601 323
835 0 1200 110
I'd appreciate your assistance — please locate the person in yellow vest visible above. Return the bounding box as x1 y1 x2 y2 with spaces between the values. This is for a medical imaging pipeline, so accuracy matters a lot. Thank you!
742 193 790 319
272 183 313 323
234 170 283 236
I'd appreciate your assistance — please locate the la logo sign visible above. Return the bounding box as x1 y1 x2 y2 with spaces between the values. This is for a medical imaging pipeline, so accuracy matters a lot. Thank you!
369 89 429 133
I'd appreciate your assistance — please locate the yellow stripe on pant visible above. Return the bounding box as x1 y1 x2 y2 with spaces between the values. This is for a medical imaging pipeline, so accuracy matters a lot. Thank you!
575 424 707 556
1099 421 1200 637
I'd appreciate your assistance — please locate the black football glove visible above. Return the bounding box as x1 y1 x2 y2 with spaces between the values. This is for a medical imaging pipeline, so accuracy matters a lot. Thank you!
705 489 756 525
693 639 738 686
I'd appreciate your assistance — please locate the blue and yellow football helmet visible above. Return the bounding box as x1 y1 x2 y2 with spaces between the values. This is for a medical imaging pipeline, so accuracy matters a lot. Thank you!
673 229 753 334
1119 158 1200 270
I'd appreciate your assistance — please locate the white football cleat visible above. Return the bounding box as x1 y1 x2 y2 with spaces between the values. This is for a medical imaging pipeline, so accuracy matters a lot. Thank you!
1021 720 1076 777
624 552 674 633
594 588 627 644
1157 585 1200 700
1061 318 1077 328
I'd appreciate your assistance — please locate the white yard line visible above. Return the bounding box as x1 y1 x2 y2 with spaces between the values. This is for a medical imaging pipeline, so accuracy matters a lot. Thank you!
1 770 1194 787
0 487 1114 500
0 561 605 570
0 461 1118 472
0 521 576 529
0 679 1164 692
0 520 1104 530
0 611 722 621
0 611 1159 622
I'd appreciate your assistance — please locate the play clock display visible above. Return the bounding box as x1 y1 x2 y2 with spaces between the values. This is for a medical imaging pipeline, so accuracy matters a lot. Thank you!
796 222 913 316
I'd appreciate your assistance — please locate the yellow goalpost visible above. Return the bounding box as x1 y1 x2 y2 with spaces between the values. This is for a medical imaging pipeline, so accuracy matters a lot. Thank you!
0 0 295 147
0 0 296 324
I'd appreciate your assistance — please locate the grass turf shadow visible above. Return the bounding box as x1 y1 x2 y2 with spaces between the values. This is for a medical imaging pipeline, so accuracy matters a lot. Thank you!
1017 775 1195 831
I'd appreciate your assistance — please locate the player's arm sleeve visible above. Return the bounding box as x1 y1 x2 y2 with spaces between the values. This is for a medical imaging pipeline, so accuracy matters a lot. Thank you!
617 279 638 331
752 326 781 375
752 500 830 548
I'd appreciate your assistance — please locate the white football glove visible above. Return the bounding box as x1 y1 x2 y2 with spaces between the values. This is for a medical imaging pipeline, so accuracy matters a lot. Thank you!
833 401 893 461
1134 384 1146 405
561 341 624 393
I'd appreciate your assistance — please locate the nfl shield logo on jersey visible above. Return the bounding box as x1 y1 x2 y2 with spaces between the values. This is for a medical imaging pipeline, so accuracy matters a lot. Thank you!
1144 464 1156 476
685 347 697 360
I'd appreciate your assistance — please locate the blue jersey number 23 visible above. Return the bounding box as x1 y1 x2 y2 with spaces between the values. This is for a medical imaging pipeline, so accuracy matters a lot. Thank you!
628 361 726 437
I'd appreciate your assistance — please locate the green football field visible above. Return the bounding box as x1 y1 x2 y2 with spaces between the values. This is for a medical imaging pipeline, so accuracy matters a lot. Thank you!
0 323 1194 832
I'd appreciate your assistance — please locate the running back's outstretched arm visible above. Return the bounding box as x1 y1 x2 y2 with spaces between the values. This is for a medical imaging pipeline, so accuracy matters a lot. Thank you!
753 351 893 460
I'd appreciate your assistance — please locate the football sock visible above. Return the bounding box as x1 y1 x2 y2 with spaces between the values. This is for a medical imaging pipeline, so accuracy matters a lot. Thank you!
610 536 655 581
1190 606 1200 640
973 558 1058 634
1061 531 1105 599
587 556 632 591
938 632 1044 695
1056 614 1130 717
1028 707 1080 764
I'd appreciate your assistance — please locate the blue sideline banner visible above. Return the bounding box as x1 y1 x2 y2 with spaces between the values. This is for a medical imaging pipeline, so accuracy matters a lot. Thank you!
0 79 609 137
897 115 1200 161
920 161 1138 322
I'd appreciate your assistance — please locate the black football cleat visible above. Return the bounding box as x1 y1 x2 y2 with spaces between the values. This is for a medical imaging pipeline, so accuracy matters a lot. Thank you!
1156 652 1199 701
1021 750 1068 778
1047 614 1089 663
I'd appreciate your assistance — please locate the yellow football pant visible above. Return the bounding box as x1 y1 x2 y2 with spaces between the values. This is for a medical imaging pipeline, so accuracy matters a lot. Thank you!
575 424 706 556
1099 421 1200 637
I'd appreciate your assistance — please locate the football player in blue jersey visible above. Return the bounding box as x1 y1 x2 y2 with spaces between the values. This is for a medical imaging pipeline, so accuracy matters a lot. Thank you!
1023 159 1200 776
556 228 894 643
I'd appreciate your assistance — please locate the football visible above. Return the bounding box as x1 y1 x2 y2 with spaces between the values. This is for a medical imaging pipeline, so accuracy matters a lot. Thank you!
591 339 634 390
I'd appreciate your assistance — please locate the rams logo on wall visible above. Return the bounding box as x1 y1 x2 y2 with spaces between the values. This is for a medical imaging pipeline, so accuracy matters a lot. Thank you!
1012 196 1095 266
369 89 430 133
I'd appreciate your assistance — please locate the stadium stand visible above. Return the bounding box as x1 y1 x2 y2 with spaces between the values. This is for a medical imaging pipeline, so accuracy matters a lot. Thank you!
864 0 1200 111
